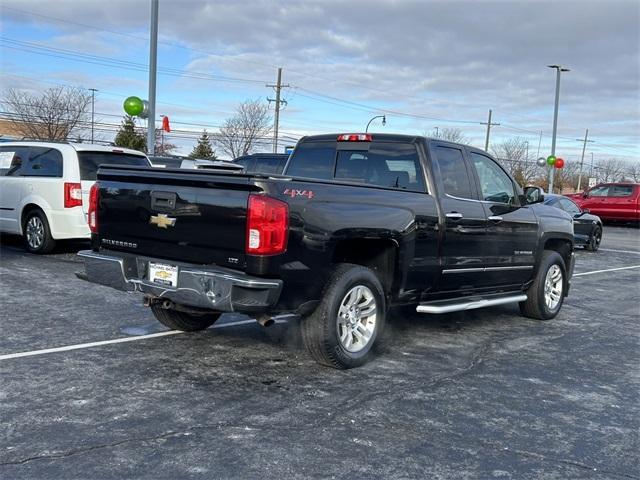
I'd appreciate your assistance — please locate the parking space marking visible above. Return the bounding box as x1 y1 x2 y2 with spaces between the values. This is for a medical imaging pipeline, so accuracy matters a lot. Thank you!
574 265 640 277
0 318 263 362
598 248 640 255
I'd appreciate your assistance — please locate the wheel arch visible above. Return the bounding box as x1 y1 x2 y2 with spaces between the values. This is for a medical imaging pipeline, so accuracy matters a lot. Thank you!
331 238 400 300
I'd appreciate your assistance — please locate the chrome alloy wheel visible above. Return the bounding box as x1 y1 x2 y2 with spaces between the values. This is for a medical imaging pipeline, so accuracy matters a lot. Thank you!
26 216 45 250
544 264 563 310
337 285 377 353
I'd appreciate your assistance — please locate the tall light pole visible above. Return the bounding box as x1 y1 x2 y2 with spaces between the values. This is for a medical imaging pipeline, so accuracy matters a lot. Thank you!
89 88 98 143
547 64 570 193
365 115 386 133
147 0 159 155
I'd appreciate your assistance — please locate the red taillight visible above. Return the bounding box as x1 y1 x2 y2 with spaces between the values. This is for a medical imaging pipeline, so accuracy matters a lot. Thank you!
64 182 83 208
246 194 288 255
88 183 99 233
337 133 372 142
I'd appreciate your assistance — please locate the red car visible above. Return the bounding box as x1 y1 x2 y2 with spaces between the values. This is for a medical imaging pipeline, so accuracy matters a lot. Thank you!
565 183 640 222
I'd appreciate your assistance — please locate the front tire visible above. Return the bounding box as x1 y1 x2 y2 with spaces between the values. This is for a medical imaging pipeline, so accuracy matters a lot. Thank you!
301 264 386 369
585 226 602 252
23 210 56 254
519 250 566 320
150 305 221 331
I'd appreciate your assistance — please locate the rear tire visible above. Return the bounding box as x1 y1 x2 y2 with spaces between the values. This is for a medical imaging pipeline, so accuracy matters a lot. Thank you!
301 263 386 369
23 210 56 254
519 250 566 320
585 226 602 252
150 305 221 331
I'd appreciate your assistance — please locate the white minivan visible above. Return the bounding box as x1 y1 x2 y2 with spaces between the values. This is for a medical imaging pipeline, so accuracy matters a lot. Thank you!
0 142 149 253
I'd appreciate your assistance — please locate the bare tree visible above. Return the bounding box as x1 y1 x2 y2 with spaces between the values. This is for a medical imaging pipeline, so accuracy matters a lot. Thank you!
216 99 272 158
428 127 469 144
491 137 538 186
2 86 91 141
594 159 626 183
625 162 640 182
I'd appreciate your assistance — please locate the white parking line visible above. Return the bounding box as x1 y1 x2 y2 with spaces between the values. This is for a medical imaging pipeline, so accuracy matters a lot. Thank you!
0 318 261 362
574 265 640 277
598 248 640 255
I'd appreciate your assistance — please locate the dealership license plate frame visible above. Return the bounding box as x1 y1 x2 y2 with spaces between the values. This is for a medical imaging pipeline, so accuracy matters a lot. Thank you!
149 262 179 287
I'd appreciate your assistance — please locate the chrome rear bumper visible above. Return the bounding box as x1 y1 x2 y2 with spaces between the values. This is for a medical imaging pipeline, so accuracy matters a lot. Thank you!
78 250 282 313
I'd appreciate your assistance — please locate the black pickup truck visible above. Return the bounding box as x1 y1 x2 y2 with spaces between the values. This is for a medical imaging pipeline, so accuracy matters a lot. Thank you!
79 133 574 369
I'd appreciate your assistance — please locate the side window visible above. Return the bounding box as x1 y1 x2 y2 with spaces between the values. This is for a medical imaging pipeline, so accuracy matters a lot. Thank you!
234 156 254 172
611 185 634 197
23 147 63 177
589 186 609 197
433 146 474 199
470 152 516 204
0 147 28 176
285 141 335 180
559 198 581 215
253 156 282 175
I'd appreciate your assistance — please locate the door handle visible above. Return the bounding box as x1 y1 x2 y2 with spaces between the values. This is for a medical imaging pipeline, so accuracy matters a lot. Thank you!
488 215 503 222
445 212 463 219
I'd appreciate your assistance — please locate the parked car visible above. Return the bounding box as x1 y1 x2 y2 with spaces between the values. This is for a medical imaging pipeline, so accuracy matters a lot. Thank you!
78 133 575 369
0 141 149 253
149 155 243 171
544 194 603 251
233 153 289 175
565 183 640 223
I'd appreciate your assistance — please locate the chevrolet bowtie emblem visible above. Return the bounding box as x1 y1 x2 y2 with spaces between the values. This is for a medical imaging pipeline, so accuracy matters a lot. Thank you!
149 213 176 229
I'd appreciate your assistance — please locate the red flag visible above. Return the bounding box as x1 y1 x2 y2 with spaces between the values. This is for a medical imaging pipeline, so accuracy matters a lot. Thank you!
162 116 171 132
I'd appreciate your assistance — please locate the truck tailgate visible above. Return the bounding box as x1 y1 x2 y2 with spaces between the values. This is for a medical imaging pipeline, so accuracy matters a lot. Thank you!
96 165 261 267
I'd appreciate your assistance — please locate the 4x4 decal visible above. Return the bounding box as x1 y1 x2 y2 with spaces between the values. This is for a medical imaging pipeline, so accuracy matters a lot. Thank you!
284 188 314 199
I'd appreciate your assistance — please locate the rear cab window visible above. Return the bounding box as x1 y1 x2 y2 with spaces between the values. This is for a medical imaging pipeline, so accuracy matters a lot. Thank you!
78 151 149 181
610 185 634 197
285 139 426 192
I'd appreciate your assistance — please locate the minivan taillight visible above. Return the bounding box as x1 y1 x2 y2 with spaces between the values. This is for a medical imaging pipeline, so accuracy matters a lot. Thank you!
88 183 99 233
64 182 83 208
246 194 288 255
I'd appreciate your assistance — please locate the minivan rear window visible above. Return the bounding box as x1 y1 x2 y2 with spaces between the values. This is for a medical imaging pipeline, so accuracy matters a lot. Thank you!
78 152 149 180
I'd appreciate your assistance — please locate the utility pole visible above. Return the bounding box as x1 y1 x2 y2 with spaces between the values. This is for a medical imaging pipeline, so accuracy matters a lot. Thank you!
547 64 570 193
589 152 594 178
536 130 543 158
147 0 159 155
89 88 98 143
576 129 594 192
267 67 289 153
481 109 500 152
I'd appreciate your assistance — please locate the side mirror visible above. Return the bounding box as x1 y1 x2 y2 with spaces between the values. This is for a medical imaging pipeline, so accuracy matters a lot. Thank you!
582 192 589 198
523 186 545 205
582 208 590 214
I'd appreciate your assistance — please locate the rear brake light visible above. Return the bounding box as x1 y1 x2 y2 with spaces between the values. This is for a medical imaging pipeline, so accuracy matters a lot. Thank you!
246 194 288 255
88 183 99 233
337 133 372 142
64 182 82 208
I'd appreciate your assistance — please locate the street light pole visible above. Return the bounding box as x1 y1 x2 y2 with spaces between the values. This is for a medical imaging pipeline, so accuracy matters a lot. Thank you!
365 115 386 133
548 64 570 193
89 88 98 143
147 0 159 155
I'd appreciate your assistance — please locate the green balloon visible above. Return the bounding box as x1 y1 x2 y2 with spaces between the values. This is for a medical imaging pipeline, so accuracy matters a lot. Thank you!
546 155 557 166
123 96 144 116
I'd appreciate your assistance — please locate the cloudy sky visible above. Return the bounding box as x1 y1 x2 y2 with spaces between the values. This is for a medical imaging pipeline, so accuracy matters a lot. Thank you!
0 0 638 162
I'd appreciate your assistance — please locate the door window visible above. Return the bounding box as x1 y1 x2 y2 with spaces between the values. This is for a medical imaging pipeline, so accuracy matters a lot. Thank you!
610 185 634 197
0 147 29 176
433 146 474 199
23 147 63 177
470 152 516 204
588 186 609 197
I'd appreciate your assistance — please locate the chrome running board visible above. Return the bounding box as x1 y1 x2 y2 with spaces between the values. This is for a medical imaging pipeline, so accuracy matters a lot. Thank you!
416 294 527 314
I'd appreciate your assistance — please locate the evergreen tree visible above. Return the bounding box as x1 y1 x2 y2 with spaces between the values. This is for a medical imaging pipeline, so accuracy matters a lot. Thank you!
189 130 216 159
114 115 146 152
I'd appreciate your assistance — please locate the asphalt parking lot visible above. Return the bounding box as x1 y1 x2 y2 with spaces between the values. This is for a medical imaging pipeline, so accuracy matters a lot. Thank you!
1 227 639 479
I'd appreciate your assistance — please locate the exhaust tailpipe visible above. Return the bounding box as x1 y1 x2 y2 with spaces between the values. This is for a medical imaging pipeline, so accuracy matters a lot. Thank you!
256 315 274 328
